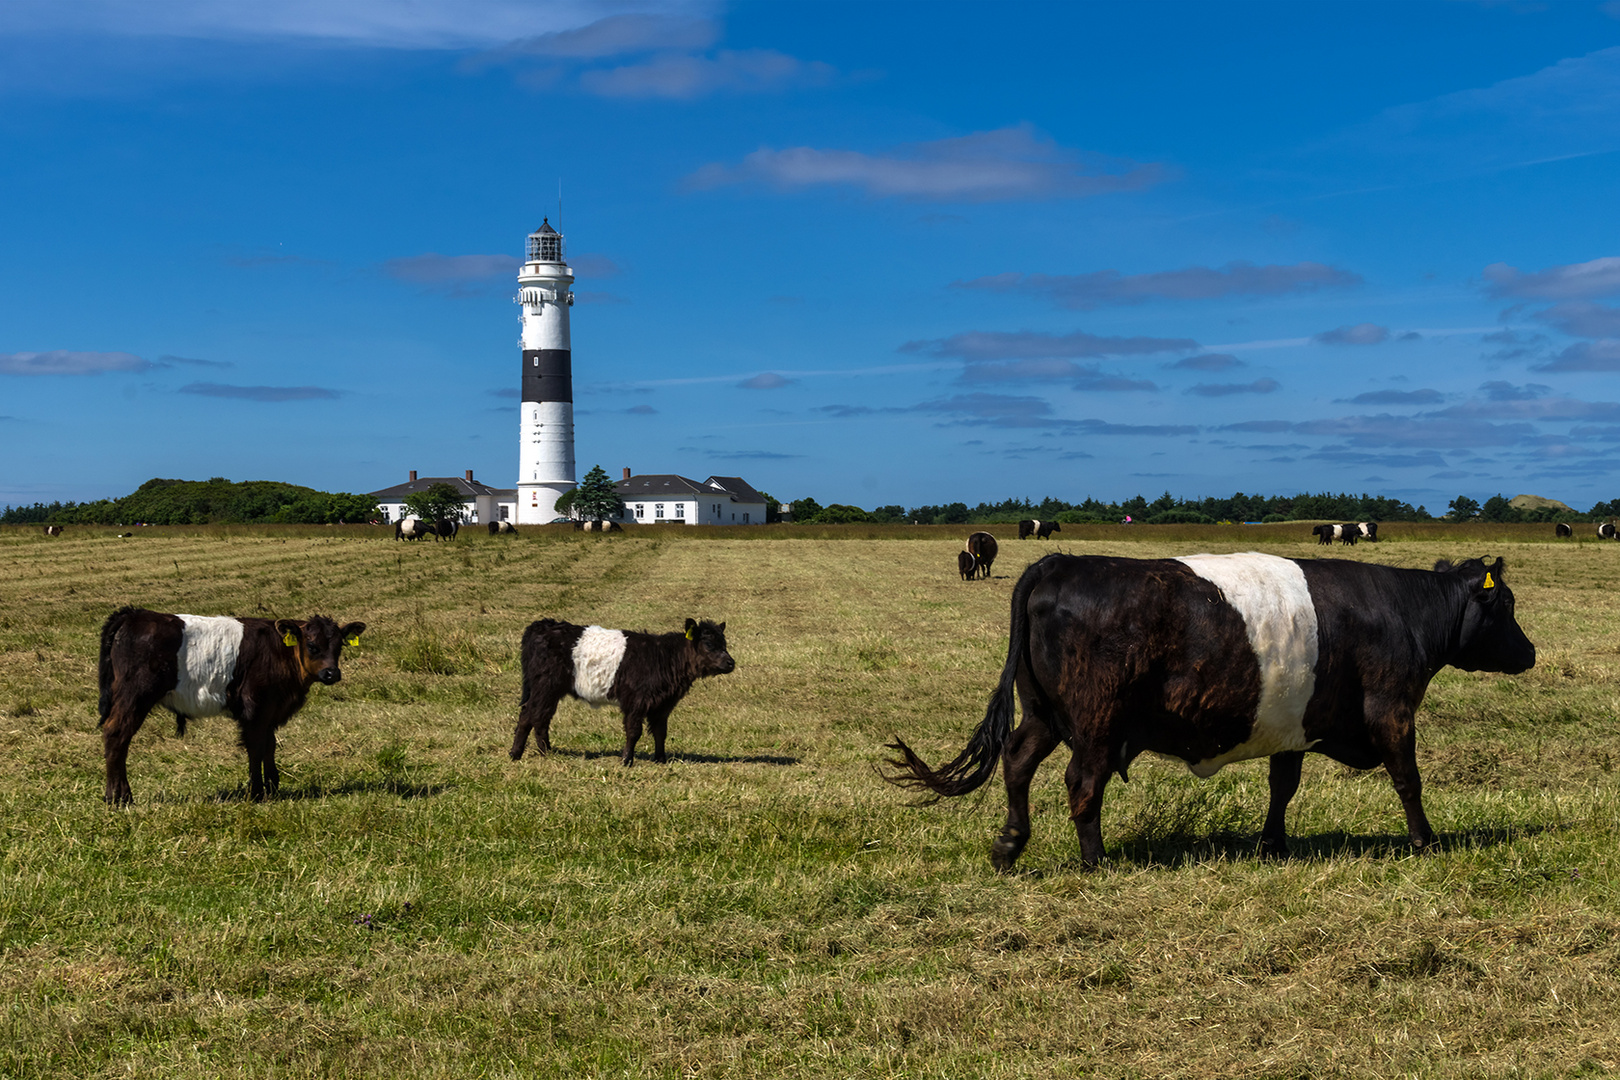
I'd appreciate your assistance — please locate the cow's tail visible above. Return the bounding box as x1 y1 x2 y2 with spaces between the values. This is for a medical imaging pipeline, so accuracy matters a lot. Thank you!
97 607 135 727
883 556 1048 799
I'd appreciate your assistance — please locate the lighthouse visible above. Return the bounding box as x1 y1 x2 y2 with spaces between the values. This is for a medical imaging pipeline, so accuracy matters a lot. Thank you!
515 218 576 524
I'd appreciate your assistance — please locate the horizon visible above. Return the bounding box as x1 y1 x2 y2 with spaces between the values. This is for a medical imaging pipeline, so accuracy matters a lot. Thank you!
3 1 1619 510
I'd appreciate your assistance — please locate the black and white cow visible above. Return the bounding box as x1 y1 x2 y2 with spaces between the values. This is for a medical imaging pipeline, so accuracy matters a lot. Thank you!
1337 523 1361 546
1019 520 1060 540
97 607 365 804
958 550 978 581
433 518 459 541
885 551 1535 870
1599 522 1617 540
395 518 431 541
511 617 735 766
43 525 63 537
966 532 998 579
488 521 517 535
1357 522 1378 543
1555 522 1573 538
576 520 623 533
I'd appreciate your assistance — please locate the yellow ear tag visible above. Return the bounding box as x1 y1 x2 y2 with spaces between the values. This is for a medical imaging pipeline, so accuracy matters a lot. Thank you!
1483 572 1495 589
282 631 298 647
685 628 695 640
344 634 360 647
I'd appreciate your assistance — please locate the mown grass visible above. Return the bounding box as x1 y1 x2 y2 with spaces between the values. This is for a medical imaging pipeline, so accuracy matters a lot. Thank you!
1 523 1618 1077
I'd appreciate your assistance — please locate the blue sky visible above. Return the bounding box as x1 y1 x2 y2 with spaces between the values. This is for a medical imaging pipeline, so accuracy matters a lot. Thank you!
3 1 1619 512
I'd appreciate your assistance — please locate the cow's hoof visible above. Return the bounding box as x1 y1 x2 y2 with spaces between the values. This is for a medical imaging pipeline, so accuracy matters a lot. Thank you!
508 749 524 761
1258 837 1289 860
990 836 1025 874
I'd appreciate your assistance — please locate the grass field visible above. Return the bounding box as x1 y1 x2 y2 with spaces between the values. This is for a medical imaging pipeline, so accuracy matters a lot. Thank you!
1 522 1618 1078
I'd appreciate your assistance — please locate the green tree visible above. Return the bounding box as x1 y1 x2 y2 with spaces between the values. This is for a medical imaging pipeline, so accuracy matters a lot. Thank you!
789 496 823 523
573 465 624 521
403 482 466 523
552 488 578 519
1447 495 1481 522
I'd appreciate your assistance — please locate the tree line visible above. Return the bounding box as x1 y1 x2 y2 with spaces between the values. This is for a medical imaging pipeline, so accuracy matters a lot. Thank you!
787 491 1620 526
1 478 380 526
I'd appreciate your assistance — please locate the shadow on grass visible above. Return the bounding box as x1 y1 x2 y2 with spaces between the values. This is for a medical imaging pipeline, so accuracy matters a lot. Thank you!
538 747 801 767
206 777 452 802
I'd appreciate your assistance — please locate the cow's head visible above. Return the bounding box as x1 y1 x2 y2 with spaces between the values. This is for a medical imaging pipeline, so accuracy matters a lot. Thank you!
1434 557 1536 674
278 615 367 686
684 618 735 677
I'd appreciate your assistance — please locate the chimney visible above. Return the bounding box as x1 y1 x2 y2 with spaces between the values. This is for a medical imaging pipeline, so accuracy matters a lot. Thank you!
623 467 631 481
409 470 417 482
465 470 473 481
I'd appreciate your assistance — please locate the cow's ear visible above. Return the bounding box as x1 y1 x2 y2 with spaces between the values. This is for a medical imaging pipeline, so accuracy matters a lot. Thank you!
276 619 303 647
341 622 366 647
684 617 697 640
717 622 725 634
1433 559 1454 573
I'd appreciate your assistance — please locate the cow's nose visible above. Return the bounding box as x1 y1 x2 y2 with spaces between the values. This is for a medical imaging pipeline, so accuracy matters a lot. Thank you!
319 668 341 685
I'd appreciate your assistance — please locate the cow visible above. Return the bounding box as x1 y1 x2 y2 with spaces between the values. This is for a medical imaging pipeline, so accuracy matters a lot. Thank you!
488 521 517 535
1018 520 1037 540
1311 524 1334 545
511 617 736 767
1555 522 1573 538
96 607 365 804
395 517 431 541
884 551 1535 871
578 520 622 533
958 550 978 581
1020 520 1060 540
966 532 998 579
1337 523 1360 546
1357 522 1378 543
1599 522 1617 540
43 525 63 537
433 518 459 541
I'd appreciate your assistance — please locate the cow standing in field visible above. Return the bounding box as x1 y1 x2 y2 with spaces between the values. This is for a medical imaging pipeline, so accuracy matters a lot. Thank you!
966 532 998 579
97 607 365 804
1357 522 1378 542
395 518 431 541
577 520 622 533
958 550 978 581
1555 523 1573 538
1337 523 1360 546
1311 524 1333 545
1020 520 1060 540
885 551 1535 870
433 518 459 541
43 525 63 537
511 617 735 766
1600 522 1618 540
488 521 517 535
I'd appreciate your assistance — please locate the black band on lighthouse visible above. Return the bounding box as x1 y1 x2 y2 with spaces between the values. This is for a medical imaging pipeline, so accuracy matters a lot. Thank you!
521 349 573 404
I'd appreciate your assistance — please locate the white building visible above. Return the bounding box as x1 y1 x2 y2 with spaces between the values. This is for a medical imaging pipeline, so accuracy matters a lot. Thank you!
614 472 768 526
515 219 577 524
369 471 517 525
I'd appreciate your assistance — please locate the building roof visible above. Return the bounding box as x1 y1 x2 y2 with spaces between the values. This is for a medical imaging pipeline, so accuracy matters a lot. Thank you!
615 473 766 504
531 218 558 236
369 476 508 501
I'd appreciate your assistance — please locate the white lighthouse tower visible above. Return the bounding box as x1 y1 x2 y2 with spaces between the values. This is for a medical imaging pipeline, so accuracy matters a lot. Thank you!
515 219 577 523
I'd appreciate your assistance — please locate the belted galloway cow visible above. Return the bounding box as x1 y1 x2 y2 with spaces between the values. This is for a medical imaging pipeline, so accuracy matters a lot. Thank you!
886 551 1535 870
97 607 365 803
966 532 998 579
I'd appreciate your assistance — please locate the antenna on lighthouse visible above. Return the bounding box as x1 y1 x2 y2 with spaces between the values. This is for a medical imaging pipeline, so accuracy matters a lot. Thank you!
558 179 562 231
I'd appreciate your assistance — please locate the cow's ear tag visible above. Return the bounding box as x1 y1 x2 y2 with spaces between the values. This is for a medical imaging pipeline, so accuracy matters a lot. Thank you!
1483 572 1496 590
685 628 695 640
283 631 298 647
344 633 360 647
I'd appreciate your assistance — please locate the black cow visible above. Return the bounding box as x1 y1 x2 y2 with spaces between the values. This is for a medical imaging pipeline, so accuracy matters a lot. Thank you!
1311 524 1334 545
511 617 735 766
97 607 365 804
395 518 431 541
958 550 978 581
433 518 459 541
1599 522 1617 540
885 552 1535 870
43 525 63 537
1555 522 1573 538
966 532 998 579
1337 523 1360 546
488 521 517 535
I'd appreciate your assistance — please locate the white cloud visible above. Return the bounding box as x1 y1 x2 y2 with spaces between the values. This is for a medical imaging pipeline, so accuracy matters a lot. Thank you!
688 124 1164 203
581 48 834 99
0 350 150 375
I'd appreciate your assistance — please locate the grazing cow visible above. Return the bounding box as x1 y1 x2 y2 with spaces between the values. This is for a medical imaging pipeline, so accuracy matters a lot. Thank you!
578 520 622 533
1599 522 1618 540
885 551 1535 870
488 521 517 535
958 550 978 581
966 532 998 579
1020 520 1060 540
433 518 459 541
1357 522 1378 543
511 617 736 766
395 517 431 541
97 607 365 804
1311 524 1334 545
43 525 63 537
1555 522 1573 538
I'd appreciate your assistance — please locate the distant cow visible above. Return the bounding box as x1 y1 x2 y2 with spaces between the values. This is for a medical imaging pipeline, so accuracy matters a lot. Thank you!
1600 522 1618 540
1019 520 1060 540
958 550 978 581
511 617 736 766
966 532 998 579
488 521 517 535
1337 523 1361 546
1555 523 1573 538
1357 522 1378 542
43 525 63 537
577 520 622 533
885 551 1535 870
1311 524 1334 545
395 518 431 541
97 607 365 804
433 518 459 541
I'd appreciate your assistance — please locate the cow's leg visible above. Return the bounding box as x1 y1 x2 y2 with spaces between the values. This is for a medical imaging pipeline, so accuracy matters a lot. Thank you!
991 712 1062 873
646 703 674 764
1372 706 1435 850
243 725 268 801
620 711 645 766
1064 741 1115 869
511 688 560 760
101 702 151 805
1260 751 1305 858
261 729 281 797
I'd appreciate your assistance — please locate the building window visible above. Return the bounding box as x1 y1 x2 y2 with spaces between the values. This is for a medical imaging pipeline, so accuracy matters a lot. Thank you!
499 506 509 521
675 504 685 519
655 503 664 519
743 512 749 524
635 504 645 519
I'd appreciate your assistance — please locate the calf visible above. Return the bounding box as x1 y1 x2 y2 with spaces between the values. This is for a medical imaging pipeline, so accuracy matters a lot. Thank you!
395 517 431 541
1311 524 1334 545
886 552 1534 870
966 532 998 579
511 617 735 766
958 550 978 581
97 607 365 803
488 521 517 535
